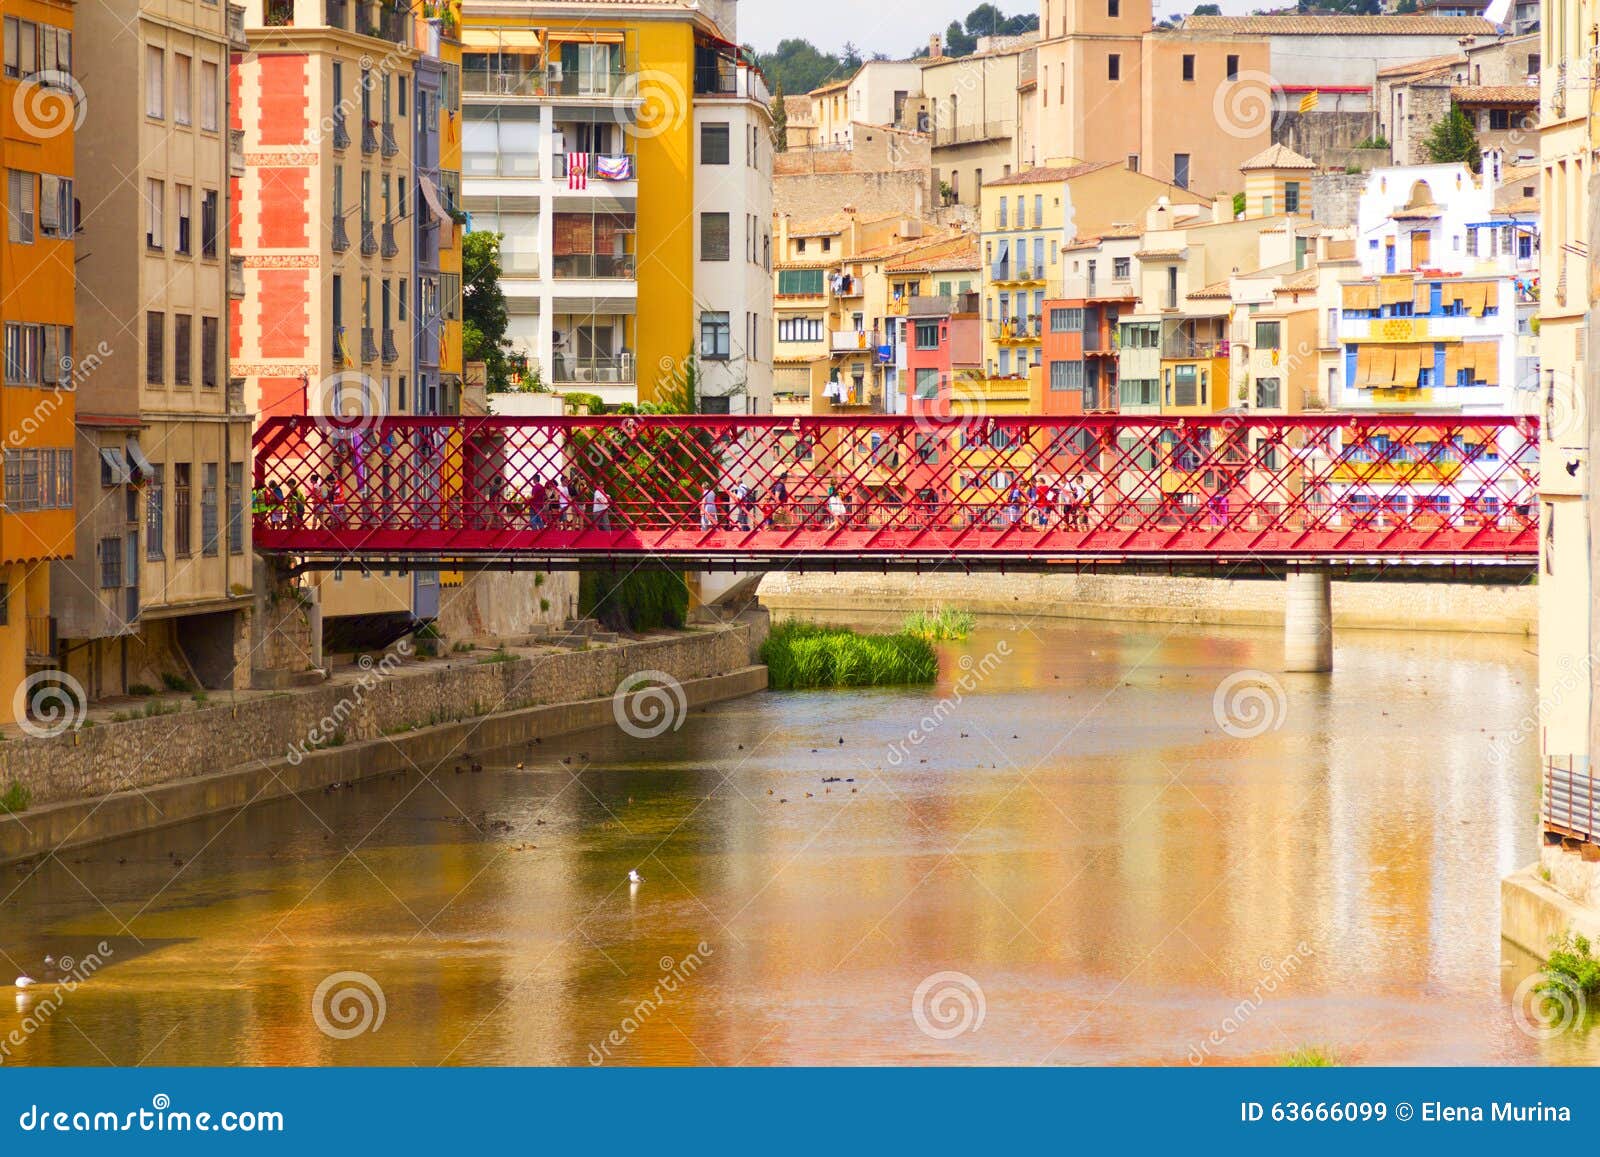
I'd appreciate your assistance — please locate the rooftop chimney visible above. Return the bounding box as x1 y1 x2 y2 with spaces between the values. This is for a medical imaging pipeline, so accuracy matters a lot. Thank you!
929 33 942 58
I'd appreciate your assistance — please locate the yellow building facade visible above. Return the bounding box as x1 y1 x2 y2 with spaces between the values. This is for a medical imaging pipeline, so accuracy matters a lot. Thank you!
0 0 78 723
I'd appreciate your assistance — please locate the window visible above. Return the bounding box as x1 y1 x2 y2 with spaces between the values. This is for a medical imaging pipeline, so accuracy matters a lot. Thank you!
201 189 218 257
778 268 823 296
145 44 163 118
777 316 823 342
201 316 218 387
701 122 730 164
227 462 244 554
1050 360 1084 391
1255 377 1281 408
699 311 730 360
1489 108 1510 130
1108 54 1120 80
1108 0 1119 13
1182 54 1195 82
4 322 40 383
1173 154 1190 190
6 169 34 243
1050 307 1084 332
1113 256 1130 280
201 462 219 556
176 184 192 254
171 313 192 386
1284 182 1300 213
146 465 164 560
146 311 164 384
99 536 123 589
1226 54 1239 81
914 321 940 349
701 212 730 261
145 178 163 248
173 463 192 556
1254 320 1281 349
912 368 942 399
173 52 191 124
200 60 218 131
39 174 70 238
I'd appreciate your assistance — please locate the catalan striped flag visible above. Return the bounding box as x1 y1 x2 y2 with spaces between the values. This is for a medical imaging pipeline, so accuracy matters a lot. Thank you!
567 152 588 190
1298 90 1320 114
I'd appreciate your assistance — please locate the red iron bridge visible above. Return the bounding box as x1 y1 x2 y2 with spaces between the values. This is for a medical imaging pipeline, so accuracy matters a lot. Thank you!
251 414 1541 574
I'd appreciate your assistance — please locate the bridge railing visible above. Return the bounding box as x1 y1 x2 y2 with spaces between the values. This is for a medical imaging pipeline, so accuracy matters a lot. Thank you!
251 414 1540 562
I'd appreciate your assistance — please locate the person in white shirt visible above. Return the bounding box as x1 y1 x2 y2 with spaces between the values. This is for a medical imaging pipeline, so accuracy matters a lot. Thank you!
700 485 718 530
591 485 611 531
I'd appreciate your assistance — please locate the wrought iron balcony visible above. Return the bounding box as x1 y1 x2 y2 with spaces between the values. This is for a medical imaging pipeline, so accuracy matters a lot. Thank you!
361 220 378 255
381 123 398 157
381 222 398 258
362 120 378 154
331 214 349 252
382 329 398 363
361 327 378 362
332 324 349 365
332 109 350 150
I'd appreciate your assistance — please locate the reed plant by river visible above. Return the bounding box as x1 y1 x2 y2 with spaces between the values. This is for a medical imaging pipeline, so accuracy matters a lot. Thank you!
760 620 937 689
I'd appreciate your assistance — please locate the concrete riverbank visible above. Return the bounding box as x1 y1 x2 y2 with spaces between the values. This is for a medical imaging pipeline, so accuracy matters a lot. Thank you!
758 571 1536 636
0 625 765 865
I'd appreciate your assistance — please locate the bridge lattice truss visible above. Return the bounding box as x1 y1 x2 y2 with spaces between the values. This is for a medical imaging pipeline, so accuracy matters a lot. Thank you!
251 414 1541 570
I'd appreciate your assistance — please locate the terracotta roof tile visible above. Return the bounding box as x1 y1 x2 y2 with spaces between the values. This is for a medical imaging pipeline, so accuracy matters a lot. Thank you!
1451 84 1539 104
1240 143 1316 171
1183 14 1495 33
1376 52 1465 78
984 159 1117 187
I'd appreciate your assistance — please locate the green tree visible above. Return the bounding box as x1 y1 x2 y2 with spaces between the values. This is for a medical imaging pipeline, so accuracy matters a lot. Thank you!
1193 2 1222 12
754 38 846 97
770 79 788 151
942 20 976 57
1424 104 1482 171
461 230 513 391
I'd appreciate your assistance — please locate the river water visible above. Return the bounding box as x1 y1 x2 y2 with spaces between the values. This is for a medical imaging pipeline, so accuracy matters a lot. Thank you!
1 614 1590 1066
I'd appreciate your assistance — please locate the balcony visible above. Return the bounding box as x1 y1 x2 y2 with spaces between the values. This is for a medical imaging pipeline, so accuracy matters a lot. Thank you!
546 54 637 99
332 109 350 150
553 151 636 184
361 220 377 255
227 3 247 48
992 316 1041 342
1161 337 1228 359
381 122 398 158
332 325 349 365
378 6 408 45
381 222 398 258
932 120 1011 147
550 253 635 279
228 255 245 299
830 329 880 353
463 66 546 98
264 0 292 26
331 214 349 252
550 353 635 384
382 328 398 363
229 128 245 176
991 264 1043 286
361 327 378 362
325 0 348 30
24 613 53 662
362 119 378 155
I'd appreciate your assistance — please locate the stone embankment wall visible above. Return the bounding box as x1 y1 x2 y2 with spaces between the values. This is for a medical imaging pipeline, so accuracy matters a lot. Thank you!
758 572 1536 637
1 627 753 808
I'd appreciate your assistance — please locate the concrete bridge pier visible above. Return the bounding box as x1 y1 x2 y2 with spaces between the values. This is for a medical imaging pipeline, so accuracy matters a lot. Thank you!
1283 567 1333 673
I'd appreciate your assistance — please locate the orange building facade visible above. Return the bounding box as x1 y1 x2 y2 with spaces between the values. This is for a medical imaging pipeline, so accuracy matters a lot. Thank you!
1 0 78 723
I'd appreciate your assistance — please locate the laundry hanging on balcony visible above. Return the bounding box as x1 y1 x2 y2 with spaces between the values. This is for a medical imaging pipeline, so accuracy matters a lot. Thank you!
594 154 632 181
567 152 589 189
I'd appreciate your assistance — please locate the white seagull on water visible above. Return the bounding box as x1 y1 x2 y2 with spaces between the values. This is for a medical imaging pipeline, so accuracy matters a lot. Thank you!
627 869 643 885
14 976 36 989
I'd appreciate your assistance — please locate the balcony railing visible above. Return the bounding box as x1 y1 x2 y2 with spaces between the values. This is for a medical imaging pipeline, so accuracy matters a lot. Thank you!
332 325 349 365
325 0 348 29
830 329 881 353
550 352 635 383
229 128 245 176
361 327 379 362
362 120 378 154
228 255 245 298
1161 337 1228 359
382 329 398 363
332 109 350 149
361 220 377 255
463 67 545 97
381 222 398 258
264 0 292 26
694 61 739 96
381 122 398 158
550 253 636 279
331 214 349 252
992 316 1041 340
553 151 636 182
547 57 635 99
227 3 248 48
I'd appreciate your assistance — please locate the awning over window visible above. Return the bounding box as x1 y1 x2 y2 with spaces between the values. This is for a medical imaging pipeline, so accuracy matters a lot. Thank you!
417 173 449 225
126 441 155 483
99 447 132 484
1379 276 1413 306
1341 283 1377 310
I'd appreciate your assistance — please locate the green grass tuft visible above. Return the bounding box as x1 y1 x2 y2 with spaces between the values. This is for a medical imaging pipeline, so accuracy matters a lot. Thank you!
1543 932 1600 997
1279 1045 1339 1067
760 620 937 690
901 606 976 641
0 781 30 814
